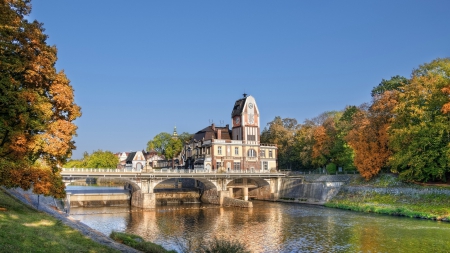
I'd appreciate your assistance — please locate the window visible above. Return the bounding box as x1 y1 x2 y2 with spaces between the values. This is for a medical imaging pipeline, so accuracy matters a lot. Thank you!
269 150 273 158
248 149 256 157
260 150 265 158
218 146 222 155
235 147 239 155
263 161 268 170
234 162 241 170
216 161 222 169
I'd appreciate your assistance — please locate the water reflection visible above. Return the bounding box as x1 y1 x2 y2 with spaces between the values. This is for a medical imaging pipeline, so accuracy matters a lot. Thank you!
71 201 450 252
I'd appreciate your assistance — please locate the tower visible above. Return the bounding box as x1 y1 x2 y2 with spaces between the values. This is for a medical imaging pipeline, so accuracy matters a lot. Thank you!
231 94 260 144
172 126 178 139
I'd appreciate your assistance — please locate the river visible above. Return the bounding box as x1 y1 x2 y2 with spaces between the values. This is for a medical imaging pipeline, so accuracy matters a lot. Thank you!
69 197 450 252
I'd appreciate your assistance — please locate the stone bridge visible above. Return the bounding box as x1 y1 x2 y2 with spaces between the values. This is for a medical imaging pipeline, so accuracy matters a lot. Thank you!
61 169 286 208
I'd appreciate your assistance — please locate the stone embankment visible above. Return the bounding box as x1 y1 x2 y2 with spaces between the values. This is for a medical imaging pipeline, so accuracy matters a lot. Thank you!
278 174 353 205
341 186 450 196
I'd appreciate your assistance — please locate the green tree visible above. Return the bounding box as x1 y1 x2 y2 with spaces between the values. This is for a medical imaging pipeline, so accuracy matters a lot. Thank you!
147 132 183 169
0 0 81 198
261 117 301 170
86 150 118 168
64 150 118 168
389 58 450 182
147 132 172 155
165 138 182 161
371 75 409 97
178 132 193 144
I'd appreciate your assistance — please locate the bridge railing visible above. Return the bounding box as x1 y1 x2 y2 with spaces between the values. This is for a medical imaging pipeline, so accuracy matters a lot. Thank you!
62 168 278 174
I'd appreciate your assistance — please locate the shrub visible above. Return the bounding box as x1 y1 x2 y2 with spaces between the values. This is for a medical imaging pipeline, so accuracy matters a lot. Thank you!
201 237 250 253
326 163 337 174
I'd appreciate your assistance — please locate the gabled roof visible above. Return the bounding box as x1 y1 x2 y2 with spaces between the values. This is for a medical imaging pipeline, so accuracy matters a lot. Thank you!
192 124 231 141
125 152 136 163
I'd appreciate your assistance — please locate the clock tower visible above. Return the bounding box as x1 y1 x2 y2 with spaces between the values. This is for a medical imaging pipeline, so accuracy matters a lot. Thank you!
231 93 260 144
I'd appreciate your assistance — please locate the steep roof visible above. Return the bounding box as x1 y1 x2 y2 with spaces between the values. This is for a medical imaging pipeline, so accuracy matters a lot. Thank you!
231 97 247 117
125 152 136 163
192 124 231 141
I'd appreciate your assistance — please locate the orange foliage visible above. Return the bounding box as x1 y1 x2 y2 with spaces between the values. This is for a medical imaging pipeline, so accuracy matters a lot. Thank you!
442 86 450 114
0 1 81 197
346 92 396 180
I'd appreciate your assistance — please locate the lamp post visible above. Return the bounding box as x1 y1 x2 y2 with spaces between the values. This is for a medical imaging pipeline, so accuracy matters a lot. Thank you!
187 146 192 170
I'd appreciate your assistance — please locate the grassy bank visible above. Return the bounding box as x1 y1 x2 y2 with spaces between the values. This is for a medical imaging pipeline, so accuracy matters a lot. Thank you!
0 188 119 252
110 232 176 253
325 174 450 221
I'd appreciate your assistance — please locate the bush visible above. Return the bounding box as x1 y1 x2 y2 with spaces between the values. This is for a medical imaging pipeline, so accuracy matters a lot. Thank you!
201 237 250 253
326 163 337 174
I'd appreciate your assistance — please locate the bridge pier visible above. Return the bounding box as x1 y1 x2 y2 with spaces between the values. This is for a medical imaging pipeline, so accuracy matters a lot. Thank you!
270 177 281 200
218 190 230 206
131 191 156 208
243 187 249 201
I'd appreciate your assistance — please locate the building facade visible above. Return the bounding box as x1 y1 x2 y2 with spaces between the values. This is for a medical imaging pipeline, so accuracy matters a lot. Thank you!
182 94 277 172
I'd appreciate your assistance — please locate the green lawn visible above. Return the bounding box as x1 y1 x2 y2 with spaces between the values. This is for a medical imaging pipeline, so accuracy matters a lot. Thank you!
0 188 119 253
326 174 450 221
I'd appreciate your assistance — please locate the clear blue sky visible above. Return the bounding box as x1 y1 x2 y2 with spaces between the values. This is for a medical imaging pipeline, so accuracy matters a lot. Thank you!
30 1 449 159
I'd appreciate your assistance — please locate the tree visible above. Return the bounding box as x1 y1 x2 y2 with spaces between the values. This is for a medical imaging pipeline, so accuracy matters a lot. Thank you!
261 117 301 170
64 150 118 168
147 132 182 169
389 58 450 182
147 132 172 155
371 75 409 97
178 132 193 144
0 0 81 198
86 150 118 168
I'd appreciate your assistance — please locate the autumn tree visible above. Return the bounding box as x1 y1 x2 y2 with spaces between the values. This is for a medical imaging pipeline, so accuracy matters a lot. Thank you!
295 120 316 169
0 0 81 198
345 75 407 180
389 58 450 182
310 111 353 172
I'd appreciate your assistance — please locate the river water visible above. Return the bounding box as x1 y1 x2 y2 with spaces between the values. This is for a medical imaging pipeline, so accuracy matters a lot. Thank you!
70 199 450 253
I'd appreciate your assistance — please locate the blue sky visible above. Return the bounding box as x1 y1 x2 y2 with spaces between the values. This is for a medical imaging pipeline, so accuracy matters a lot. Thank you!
30 1 449 159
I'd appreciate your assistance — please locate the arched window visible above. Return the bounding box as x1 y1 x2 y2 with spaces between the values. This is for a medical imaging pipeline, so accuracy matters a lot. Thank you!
248 149 256 157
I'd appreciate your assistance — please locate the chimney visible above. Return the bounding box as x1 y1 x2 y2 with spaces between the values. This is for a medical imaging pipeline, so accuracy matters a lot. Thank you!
217 129 222 139
211 123 215 131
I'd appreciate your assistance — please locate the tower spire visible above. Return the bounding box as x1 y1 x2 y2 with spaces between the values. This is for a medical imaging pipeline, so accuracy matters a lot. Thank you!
172 126 178 139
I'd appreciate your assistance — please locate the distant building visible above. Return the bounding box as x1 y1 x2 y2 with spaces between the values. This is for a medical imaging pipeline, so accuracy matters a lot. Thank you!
124 150 146 172
181 94 277 172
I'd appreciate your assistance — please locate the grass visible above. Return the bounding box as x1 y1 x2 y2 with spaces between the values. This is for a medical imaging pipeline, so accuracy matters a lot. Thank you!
109 231 176 253
0 188 119 253
326 174 450 221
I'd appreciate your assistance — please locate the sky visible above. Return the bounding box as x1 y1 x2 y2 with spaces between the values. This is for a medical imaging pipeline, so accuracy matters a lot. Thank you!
29 1 450 159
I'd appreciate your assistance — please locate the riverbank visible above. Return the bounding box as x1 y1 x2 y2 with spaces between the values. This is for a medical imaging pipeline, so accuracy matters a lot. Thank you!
0 187 140 252
325 174 450 221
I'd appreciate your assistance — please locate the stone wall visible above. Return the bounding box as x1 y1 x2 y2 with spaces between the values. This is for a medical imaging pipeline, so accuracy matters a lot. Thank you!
278 178 344 204
201 188 219 205
155 191 200 205
222 197 253 208
341 186 450 196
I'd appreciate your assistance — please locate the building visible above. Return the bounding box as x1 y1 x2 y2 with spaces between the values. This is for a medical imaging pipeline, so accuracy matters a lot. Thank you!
182 94 277 172
124 151 146 172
